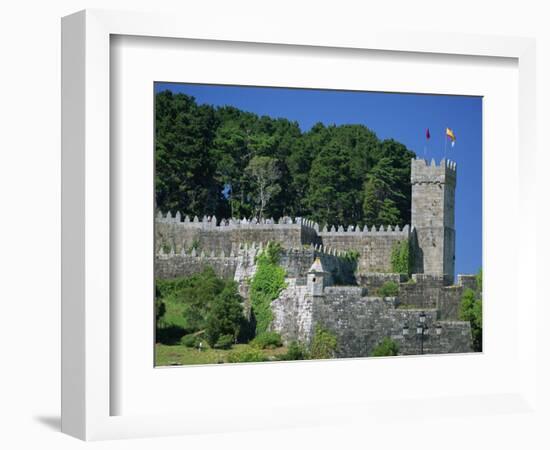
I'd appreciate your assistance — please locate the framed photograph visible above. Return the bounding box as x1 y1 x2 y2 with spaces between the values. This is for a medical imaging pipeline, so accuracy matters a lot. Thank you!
152 82 481 367
62 9 537 441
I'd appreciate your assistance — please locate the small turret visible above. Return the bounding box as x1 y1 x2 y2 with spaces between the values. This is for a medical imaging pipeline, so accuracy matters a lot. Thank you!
307 257 329 296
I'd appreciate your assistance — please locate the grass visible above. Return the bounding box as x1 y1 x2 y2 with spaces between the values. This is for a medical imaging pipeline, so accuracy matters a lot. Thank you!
155 342 288 366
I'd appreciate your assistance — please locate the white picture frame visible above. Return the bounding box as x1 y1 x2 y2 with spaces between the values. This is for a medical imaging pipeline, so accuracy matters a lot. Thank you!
61 9 538 441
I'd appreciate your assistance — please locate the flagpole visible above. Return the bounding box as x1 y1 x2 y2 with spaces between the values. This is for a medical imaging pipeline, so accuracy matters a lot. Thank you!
424 128 430 160
444 132 447 161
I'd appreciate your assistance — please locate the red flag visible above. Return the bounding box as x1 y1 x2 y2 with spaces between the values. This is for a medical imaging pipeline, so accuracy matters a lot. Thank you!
426 128 431 140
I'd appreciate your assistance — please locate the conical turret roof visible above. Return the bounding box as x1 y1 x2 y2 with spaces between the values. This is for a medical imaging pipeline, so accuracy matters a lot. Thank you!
308 257 327 273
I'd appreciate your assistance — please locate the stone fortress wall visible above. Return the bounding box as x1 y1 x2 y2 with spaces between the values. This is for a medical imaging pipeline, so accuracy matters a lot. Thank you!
271 274 475 356
156 214 411 275
156 243 356 286
155 158 476 357
312 294 472 357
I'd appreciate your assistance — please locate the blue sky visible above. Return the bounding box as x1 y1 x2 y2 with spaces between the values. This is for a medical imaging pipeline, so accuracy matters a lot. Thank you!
155 83 482 276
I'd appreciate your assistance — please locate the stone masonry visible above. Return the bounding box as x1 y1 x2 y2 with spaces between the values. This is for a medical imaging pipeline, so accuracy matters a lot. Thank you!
155 158 477 357
411 158 457 281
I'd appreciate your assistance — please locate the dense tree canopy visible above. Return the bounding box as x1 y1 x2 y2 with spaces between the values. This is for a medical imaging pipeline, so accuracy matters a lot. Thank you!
155 90 417 228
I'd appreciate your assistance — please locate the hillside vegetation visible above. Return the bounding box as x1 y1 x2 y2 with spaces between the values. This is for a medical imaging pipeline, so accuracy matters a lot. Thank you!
155 90 416 228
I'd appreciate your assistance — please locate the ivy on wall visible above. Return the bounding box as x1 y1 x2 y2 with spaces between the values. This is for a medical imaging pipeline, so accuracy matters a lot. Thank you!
390 239 412 277
249 242 287 335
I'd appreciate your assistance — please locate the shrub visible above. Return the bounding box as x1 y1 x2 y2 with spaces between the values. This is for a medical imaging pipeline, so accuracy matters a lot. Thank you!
343 249 360 261
155 267 226 332
255 241 283 265
187 238 200 253
377 281 399 297
213 334 234 350
250 332 282 349
310 325 337 360
459 286 482 352
227 347 267 363
476 269 483 292
279 341 308 361
371 337 399 357
205 282 244 347
180 333 200 348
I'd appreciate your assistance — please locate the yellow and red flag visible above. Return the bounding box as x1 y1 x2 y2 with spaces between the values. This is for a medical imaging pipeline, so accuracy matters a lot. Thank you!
445 127 456 147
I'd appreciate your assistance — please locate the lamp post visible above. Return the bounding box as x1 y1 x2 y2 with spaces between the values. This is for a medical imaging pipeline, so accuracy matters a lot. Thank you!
402 314 444 355
418 312 429 354
403 311 432 355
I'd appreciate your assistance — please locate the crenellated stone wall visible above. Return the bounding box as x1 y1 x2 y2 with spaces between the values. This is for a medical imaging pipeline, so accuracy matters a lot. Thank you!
155 243 356 285
155 213 412 275
156 158 462 282
318 225 410 274
155 158 477 357
155 216 309 256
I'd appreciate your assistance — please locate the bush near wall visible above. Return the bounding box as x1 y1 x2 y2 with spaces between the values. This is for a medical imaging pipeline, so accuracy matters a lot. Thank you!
309 325 338 359
377 281 399 297
155 267 246 346
459 270 482 352
250 332 283 349
278 341 309 361
371 337 399 356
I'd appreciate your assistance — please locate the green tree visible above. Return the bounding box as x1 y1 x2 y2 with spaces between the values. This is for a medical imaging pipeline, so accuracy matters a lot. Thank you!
245 156 282 219
363 155 410 228
305 142 363 226
205 282 245 347
459 269 483 352
155 91 416 227
155 91 225 217
211 120 251 218
155 267 225 333
310 325 338 360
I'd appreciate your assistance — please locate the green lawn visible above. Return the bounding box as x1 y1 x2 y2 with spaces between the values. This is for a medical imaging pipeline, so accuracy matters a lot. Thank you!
155 343 288 366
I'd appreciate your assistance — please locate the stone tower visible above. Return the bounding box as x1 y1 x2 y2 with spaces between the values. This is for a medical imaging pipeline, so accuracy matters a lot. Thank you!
411 158 456 282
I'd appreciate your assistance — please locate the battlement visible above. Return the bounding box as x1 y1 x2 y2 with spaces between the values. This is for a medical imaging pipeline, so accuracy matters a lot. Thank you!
156 157 458 279
411 158 456 186
156 211 410 237
318 223 411 236
156 211 320 231
156 241 353 260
